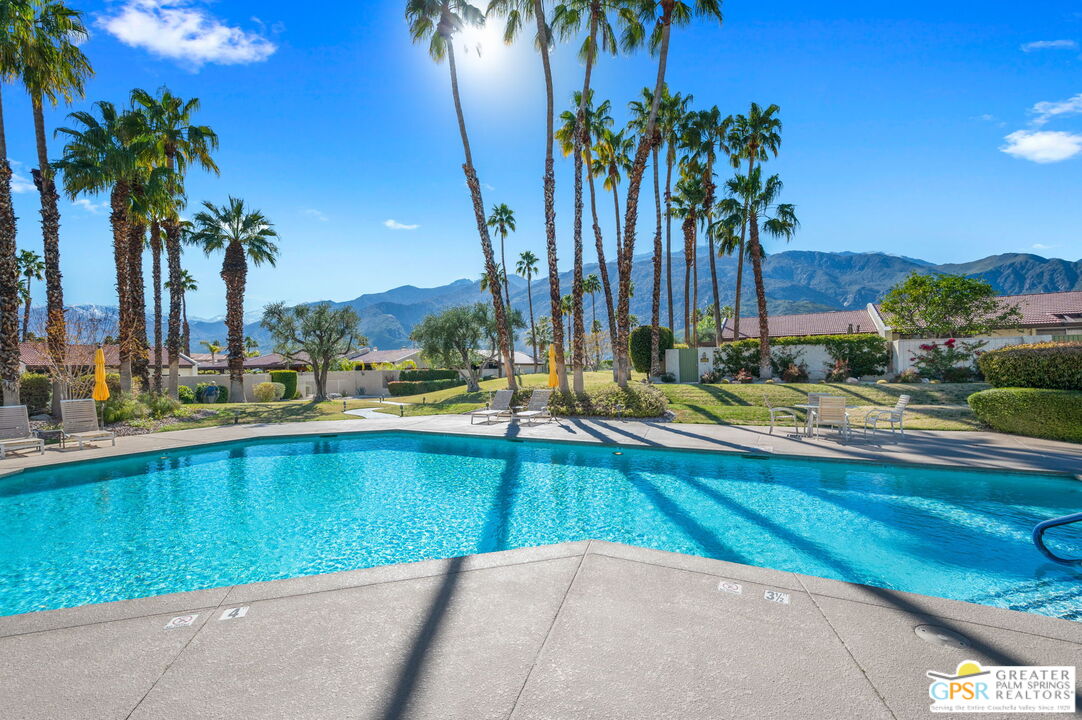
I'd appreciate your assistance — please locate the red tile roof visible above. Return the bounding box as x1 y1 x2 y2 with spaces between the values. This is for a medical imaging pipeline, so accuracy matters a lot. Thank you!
199 352 312 371
19 343 194 368
720 309 875 340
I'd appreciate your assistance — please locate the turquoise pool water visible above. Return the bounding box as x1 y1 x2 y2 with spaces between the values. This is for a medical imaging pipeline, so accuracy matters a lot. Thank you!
2 432 1081 619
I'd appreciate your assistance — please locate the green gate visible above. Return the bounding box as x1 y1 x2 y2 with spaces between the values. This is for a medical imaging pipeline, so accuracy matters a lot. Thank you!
678 348 698 383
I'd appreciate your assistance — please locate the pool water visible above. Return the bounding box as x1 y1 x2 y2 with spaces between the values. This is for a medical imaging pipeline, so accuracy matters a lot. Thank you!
2 432 1081 619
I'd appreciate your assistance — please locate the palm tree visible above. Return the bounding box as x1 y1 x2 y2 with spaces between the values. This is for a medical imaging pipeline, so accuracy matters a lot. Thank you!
0 0 32 405
16 249 43 342
726 102 781 341
515 249 540 370
54 101 149 392
613 0 722 386
189 197 280 402
244 336 260 357
721 169 798 377
18 0 92 412
200 339 223 363
582 272 602 368
708 216 741 339
164 269 197 354
561 293 574 355
406 0 517 390
131 86 219 399
672 170 704 346
486 0 565 392
485 202 517 361
657 86 690 334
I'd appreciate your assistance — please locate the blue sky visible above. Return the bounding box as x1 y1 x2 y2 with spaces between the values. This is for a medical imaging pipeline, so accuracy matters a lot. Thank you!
5 0 1081 318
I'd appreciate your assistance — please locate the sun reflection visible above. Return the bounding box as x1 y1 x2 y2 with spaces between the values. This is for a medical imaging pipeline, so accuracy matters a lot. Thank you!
457 21 504 62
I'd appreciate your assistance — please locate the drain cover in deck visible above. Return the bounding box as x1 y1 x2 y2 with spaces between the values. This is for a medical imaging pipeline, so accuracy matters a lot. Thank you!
914 624 971 649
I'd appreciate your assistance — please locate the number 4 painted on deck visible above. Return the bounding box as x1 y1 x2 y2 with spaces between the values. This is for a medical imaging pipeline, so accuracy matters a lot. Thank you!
218 606 249 620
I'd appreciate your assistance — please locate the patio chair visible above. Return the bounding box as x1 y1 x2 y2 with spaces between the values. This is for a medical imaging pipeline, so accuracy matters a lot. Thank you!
0 405 45 460
864 394 910 436
811 395 852 442
515 389 555 425
762 393 799 435
60 399 116 450
470 389 514 425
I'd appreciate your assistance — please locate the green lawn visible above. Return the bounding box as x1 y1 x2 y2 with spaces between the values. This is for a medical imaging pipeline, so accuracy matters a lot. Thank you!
156 398 383 431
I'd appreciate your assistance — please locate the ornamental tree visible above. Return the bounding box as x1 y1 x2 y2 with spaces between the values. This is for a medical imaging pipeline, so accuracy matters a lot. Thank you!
880 273 1022 338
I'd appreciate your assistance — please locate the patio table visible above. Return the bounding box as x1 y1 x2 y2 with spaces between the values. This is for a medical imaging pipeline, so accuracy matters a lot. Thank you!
792 404 818 437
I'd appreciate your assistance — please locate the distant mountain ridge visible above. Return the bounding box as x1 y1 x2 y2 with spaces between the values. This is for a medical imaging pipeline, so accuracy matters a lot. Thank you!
28 251 1082 352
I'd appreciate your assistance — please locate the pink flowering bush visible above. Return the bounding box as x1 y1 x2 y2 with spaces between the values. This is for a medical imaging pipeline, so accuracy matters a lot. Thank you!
909 338 984 381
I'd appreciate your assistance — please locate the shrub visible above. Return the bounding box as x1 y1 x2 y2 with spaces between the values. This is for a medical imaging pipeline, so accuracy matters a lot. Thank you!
269 370 298 399
102 393 148 424
629 325 675 374
178 385 196 403
19 373 51 414
968 388 1082 443
977 342 1082 391
825 358 850 382
909 338 983 381
140 393 182 419
713 334 887 378
713 343 759 377
781 362 809 383
195 382 229 403
770 347 805 377
253 381 286 402
387 378 465 396
399 369 460 381
547 383 668 418
893 368 921 383
734 369 754 384
659 372 676 383
69 372 122 401
700 370 720 384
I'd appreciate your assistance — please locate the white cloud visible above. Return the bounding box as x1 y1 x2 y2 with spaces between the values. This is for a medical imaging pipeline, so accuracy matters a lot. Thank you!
1000 130 1082 163
384 219 419 231
1032 243 1057 250
98 0 277 69
1020 39 1078 52
303 208 328 222
72 197 108 214
9 166 34 193
1030 92 1082 126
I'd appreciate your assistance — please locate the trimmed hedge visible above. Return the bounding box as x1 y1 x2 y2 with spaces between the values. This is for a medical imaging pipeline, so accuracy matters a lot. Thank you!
968 388 1082 443
399 369 459 381
977 342 1082 391
19 373 51 414
387 378 465 396
547 383 668 418
269 370 298 400
629 326 675 373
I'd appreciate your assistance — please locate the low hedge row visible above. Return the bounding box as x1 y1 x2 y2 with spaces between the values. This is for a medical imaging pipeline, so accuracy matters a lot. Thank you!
977 342 1082 391
967 388 1082 443
387 378 465 396
399 369 459 381
547 383 668 418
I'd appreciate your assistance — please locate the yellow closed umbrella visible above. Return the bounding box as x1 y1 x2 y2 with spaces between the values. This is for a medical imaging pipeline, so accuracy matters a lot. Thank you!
92 346 110 402
547 344 558 388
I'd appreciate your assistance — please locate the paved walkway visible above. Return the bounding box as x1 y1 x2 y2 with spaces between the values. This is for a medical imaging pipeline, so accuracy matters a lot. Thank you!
1 541 1079 719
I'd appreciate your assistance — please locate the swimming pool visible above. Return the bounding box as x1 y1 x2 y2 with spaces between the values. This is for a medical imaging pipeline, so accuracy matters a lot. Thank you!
2 432 1080 619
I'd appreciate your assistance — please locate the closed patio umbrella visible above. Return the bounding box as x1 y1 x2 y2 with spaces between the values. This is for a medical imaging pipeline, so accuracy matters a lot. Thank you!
92 347 110 402
547 344 558 388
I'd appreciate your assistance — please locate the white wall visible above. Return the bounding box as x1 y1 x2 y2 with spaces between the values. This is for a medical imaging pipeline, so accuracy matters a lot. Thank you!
890 335 1055 374
179 370 399 399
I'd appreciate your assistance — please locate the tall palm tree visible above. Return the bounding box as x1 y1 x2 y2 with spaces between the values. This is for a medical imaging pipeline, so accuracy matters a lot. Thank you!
721 169 798 377
0 0 32 404
657 86 689 335
708 215 741 339
189 197 280 402
613 0 722 386
407 0 517 390
485 202 517 361
486 0 565 392
164 268 196 354
18 0 92 412
726 102 780 341
672 170 704 345
515 249 540 370
131 86 219 399
561 293 574 355
582 272 602 368
16 249 43 342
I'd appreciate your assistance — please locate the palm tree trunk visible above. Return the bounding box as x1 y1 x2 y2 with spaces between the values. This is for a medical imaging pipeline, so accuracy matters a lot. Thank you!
649 143 663 377
704 165 721 347
586 162 616 359
446 42 516 389
150 220 163 394
499 232 515 369
683 217 692 344
31 94 65 416
733 155 756 341
526 270 537 372
749 208 771 378
165 219 182 398
22 285 32 343
110 183 132 392
664 144 675 337
222 241 247 402
616 5 673 386
691 220 699 349
128 221 149 391
182 293 190 355
0 87 19 405
531 0 567 394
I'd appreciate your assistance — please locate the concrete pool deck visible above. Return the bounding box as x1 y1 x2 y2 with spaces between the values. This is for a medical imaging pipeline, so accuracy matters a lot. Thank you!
1 541 1079 719
1 415 1080 718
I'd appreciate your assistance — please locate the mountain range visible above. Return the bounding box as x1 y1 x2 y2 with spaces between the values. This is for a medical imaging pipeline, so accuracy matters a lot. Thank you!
26 251 1082 354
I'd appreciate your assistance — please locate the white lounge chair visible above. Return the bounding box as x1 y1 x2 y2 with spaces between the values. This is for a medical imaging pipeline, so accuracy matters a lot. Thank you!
763 393 799 435
515 389 555 425
60 399 116 450
864 394 910 436
0 405 45 459
811 395 852 442
471 389 514 425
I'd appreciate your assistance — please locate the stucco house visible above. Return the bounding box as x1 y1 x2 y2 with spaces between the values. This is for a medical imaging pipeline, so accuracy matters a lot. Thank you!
18 343 199 376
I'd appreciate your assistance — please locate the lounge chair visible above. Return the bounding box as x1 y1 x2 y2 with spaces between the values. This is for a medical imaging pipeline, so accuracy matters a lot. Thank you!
811 395 851 442
60 399 116 450
762 393 799 435
515 389 555 425
0 405 45 459
471 389 514 425
864 394 910 436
